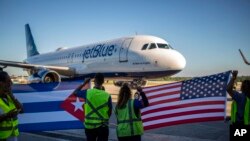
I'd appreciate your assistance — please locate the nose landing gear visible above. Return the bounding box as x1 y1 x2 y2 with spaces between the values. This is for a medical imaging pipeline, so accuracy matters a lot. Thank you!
113 79 147 89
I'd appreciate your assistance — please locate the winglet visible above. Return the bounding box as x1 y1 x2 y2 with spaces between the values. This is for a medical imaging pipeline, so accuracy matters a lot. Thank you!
25 24 40 57
239 49 250 65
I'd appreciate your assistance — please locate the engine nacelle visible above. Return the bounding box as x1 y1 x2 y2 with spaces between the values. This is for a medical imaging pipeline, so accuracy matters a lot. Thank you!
28 70 61 83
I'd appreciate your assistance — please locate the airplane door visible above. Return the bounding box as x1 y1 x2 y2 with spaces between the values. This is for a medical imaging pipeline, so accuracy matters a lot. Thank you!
119 38 132 62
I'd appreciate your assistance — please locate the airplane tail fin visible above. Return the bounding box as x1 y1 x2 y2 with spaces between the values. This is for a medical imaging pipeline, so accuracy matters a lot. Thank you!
25 24 39 57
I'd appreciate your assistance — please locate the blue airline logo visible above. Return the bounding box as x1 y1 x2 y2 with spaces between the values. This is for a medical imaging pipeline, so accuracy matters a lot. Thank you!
82 44 117 61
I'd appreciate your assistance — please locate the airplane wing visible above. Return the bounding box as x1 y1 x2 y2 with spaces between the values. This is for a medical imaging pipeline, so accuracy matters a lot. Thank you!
0 60 75 75
239 49 250 65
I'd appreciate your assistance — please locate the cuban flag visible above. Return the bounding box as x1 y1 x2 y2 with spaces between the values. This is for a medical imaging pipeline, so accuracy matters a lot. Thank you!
13 81 90 132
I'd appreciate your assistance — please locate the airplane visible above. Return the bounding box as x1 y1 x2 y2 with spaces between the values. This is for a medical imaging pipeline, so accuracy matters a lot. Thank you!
0 24 186 87
239 49 250 65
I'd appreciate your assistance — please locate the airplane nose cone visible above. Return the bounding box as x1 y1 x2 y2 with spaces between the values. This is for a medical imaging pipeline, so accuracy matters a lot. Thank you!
151 49 186 72
167 50 186 70
174 51 186 70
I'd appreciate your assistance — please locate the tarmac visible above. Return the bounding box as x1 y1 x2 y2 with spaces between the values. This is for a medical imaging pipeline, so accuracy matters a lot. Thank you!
19 120 229 141
18 81 231 141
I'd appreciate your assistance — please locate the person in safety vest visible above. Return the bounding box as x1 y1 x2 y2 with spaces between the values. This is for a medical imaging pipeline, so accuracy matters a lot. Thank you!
227 70 250 125
115 83 149 141
74 73 112 141
0 71 24 141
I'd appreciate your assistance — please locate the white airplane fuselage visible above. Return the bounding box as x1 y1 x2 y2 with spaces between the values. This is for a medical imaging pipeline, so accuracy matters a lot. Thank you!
25 35 186 80
0 24 186 84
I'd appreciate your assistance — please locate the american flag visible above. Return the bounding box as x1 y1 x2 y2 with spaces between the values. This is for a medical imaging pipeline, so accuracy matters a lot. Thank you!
141 71 231 130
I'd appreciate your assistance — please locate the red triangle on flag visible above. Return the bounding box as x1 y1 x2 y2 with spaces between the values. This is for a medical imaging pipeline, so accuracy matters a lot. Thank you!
61 82 90 122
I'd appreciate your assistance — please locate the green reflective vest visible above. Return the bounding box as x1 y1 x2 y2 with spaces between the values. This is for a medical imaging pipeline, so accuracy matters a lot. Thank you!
84 88 110 129
231 100 237 124
231 97 250 125
116 99 143 137
0 95 19 139
244 97 250 125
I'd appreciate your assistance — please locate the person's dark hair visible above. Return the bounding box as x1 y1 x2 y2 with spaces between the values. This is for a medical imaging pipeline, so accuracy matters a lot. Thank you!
94 73 104 85
241 80 250 97
117 83 131 109
0 71 9 82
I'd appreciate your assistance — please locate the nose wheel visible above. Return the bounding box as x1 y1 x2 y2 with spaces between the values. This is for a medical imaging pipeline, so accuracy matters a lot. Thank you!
131 79 147 89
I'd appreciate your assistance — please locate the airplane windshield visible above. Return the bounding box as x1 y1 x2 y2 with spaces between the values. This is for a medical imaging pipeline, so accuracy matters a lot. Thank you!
157 43 173 49
148 43 157 49
141 44 148 50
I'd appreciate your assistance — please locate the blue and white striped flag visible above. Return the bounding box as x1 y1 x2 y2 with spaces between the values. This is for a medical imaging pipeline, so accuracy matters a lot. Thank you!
13 81 89 132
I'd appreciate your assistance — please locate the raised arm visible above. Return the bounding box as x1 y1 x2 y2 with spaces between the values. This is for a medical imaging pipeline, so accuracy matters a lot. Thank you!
73 78 91 97
136 87 149 108
227 70 238 97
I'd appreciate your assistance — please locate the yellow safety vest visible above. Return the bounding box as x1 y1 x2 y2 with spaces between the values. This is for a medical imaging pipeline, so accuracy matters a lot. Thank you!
244 97 250 125
231 100 237 124
116 99 143 137
0 95 19 139
84 88 110 129
231 97 250 125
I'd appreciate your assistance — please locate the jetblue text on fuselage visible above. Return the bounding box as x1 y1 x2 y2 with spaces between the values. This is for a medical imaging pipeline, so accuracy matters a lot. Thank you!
82 44 116 61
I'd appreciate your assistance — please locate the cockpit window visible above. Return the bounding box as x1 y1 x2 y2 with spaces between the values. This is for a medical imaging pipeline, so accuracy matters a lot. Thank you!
157 43 173 49
141 44 148 50
148 43 157 49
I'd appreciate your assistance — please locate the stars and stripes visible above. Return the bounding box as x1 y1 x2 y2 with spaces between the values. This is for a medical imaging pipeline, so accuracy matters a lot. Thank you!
141 71 230 130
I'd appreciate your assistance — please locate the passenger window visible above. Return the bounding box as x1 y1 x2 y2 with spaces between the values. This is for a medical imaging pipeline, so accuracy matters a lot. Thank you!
148 43 157 49
141 44 148 50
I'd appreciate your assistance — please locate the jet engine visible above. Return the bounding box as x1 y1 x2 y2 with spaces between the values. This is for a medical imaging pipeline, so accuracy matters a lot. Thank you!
28 69 61 83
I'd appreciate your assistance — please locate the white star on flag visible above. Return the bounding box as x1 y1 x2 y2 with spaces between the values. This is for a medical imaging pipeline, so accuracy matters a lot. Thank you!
71 97 84 112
